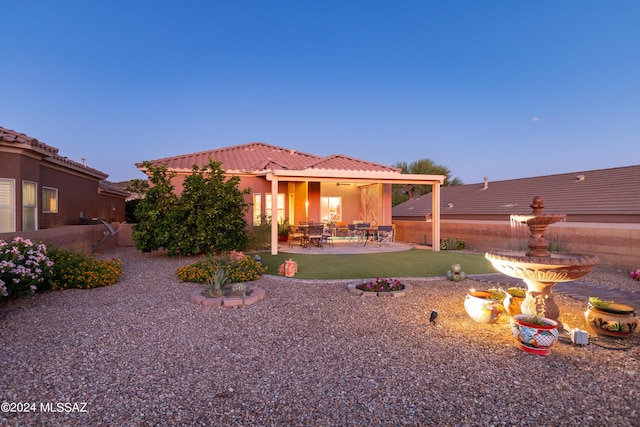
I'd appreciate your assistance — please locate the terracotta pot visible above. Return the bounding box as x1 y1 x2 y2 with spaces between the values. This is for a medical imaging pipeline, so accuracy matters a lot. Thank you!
284 259 298 277
464 290 504 324
584 303 638 339
511 314 559 356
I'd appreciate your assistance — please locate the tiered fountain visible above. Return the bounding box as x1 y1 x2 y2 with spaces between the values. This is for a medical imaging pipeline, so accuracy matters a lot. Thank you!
485 196 599 326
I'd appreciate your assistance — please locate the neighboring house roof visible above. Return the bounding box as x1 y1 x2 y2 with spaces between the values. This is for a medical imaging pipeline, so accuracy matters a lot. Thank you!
139 142 401 174
0 126 108 179
98 180 130 198
392 165 640 221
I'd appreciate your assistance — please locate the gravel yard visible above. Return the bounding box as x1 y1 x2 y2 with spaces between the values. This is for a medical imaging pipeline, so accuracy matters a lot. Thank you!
1 247 638 426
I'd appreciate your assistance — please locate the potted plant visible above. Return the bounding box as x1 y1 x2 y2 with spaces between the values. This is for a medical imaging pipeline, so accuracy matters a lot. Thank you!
584 297 637 339
277 218 291 242
511 313 559 356
464 289 505 324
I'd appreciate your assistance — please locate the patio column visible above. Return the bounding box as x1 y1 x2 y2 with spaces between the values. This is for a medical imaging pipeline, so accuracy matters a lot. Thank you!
432 182 441 252
271 175 279 255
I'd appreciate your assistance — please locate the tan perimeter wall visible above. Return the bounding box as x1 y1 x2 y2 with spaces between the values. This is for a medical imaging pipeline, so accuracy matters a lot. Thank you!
0 222 131 255
394 219 640 270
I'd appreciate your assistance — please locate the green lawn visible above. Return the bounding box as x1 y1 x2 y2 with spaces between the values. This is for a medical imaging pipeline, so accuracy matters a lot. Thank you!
256 249 496 279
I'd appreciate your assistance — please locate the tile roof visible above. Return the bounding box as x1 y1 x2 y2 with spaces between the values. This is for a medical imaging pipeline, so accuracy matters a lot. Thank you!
0 126 108 179
140 142 400 173
392 165 640 219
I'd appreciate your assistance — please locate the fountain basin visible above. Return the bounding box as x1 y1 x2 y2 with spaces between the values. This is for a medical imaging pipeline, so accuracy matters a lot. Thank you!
485 252 599 323
485 252 599 284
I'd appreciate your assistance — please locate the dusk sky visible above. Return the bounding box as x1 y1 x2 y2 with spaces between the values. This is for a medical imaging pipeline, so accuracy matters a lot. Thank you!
2 1 638 184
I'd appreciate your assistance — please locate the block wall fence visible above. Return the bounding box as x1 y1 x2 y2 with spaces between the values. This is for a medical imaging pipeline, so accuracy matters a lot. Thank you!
0 223 129 255
394 220 640 270
4 222 638 270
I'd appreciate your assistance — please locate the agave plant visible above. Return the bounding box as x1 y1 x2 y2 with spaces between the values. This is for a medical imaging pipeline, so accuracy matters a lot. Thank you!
206 268 231 297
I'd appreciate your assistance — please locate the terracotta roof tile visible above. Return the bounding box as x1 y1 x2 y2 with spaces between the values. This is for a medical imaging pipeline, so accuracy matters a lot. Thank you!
303 154 400 172
140 142 399 173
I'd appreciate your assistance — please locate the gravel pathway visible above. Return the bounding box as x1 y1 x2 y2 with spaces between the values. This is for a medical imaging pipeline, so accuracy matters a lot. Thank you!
1 247 638 426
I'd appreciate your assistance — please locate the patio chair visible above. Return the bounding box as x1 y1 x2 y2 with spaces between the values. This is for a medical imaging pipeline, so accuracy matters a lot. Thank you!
347 224 358 243
322 225 334 247
288 226 305 248
376 225 394 247
355 223 371 246
307 225 324 247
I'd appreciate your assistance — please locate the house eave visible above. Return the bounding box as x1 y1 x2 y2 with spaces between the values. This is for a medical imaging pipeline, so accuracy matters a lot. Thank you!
261 169 445 184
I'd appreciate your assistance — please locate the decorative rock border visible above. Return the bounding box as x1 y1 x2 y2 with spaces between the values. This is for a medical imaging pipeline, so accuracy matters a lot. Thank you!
347 283 413 297
189 285 266 307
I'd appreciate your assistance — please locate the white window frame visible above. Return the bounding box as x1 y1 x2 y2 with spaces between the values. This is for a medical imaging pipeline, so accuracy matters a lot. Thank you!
42 186 59 213
320 196 342 222
266 193 285 224
253 193 262 226
22 180 37 231
0 178 16 233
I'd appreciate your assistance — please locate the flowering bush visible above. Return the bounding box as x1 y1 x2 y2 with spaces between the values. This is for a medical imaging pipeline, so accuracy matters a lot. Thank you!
356 277 404 292
176 253 266 284
0 237 54 301
47 248 123 290
631 269 640 281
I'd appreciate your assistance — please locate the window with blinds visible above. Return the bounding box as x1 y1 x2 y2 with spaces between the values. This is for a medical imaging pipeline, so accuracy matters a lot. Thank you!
42 187 58 213
0 179 15 233
22 181 37 231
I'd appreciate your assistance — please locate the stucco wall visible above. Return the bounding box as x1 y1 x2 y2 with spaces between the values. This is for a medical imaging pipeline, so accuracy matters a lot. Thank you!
0 223 121 255
394 219 640 270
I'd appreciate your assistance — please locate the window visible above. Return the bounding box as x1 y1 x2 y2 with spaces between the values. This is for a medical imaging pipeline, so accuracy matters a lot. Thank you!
22 181 37 231
42 187 58 213
253 193 262 225
266 193 285 224
320 196 342 222
0 179 15 233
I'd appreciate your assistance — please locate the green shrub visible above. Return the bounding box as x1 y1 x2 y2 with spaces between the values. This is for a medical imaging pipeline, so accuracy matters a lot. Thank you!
176 253 266 284
130 160 250 256
47 248 123 290
440 237 465 250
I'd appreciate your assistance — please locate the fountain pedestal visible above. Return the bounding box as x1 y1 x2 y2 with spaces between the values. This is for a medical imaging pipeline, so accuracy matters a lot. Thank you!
485 197 599 325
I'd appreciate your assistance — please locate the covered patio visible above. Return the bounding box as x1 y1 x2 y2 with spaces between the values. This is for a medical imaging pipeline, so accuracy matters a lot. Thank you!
264 169 444 255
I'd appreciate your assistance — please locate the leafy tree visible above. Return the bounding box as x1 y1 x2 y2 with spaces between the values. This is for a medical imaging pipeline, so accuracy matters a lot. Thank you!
127 162 180 254
392 159 463 206
127 160 250 256
173 159 250 255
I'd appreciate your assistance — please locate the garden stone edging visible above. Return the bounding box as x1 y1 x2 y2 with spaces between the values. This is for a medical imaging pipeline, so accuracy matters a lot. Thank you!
189 285 266 307
347 283 413 297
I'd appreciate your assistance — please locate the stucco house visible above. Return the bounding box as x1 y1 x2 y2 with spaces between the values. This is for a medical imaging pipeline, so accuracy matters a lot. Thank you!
138 142 445 254
0 126 128 234
392 165 640 268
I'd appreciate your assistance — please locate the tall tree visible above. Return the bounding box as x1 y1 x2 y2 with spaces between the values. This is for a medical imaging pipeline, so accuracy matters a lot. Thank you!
393 159 463 206
127 160 250 256
175 159 250 255
127 162 180 253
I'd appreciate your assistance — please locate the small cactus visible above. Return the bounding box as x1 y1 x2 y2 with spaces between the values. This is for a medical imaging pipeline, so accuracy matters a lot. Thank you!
230 282 247 297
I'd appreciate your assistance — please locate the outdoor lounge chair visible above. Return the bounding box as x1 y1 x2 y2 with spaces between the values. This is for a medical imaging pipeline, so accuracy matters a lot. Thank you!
376 225 394 247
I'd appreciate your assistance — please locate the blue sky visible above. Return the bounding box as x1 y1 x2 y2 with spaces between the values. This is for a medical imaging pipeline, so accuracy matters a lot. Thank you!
2 1 639 184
